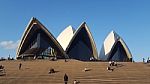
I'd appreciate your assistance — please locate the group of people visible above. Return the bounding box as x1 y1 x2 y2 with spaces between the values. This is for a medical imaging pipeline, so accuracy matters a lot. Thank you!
0 65 6 76
143 57 150 63
18 63 79 84
107 61 117 72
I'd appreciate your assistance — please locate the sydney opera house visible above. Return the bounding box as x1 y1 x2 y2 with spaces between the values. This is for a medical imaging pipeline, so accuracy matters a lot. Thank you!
16 17 132 62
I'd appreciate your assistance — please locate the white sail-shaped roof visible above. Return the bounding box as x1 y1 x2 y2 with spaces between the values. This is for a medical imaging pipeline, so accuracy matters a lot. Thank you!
16 17 67 59
99 31 132 61
66 22 98 60
57 25 75 51
103 31 119 56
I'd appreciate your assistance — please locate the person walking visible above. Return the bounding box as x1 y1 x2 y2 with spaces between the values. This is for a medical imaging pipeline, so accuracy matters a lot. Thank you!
143 58 145 63
64 73 68 84
19 63 22 70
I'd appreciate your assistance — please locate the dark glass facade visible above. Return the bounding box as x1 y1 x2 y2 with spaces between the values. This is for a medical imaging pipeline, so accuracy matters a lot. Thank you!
66 26 95 61
107 41 132 62
17 19 66 60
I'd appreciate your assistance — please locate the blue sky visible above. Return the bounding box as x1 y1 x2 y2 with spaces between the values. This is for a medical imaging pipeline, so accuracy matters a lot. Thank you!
0 0 150 62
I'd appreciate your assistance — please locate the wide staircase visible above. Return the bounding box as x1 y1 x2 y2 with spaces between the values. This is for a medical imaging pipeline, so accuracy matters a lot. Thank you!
0 60 150 84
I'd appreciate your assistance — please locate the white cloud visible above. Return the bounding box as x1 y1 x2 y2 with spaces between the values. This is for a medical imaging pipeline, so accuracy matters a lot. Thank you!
0 40 20 50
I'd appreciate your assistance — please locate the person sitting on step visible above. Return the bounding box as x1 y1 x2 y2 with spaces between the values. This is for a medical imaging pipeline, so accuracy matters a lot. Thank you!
49 68 55 74
73 80 80 84
107 66 114 72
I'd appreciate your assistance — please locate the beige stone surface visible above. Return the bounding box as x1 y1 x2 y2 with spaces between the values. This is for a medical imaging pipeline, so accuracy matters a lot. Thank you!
0 60 150 84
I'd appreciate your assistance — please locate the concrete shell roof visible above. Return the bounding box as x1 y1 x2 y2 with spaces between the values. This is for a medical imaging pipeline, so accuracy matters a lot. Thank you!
16 17 66 58
100 30 132 59
57 25 75 51
103 31 119 55
66 22 98 59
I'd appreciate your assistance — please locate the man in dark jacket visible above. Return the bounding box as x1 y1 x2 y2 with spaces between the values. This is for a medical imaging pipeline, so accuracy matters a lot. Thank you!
64 73 68 84
19 63 22 70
